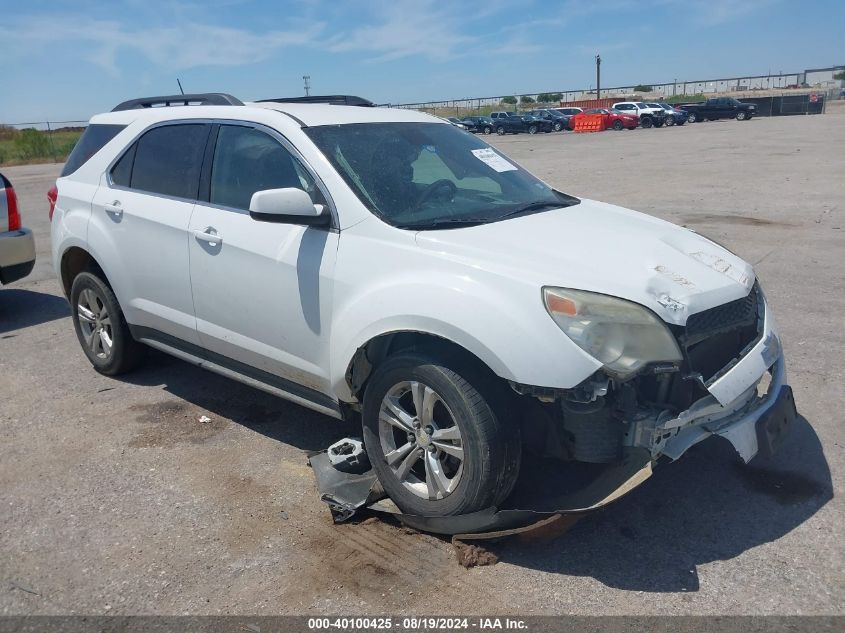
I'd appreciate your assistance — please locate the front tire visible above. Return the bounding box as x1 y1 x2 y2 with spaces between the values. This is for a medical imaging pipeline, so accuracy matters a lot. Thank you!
528 125 538 134
362 353 521 517
665 115 675 126
612 120 624 131
483 126 492 135
641 116 653 129
736 111 747 121
688 112 698 123
70 271 144 376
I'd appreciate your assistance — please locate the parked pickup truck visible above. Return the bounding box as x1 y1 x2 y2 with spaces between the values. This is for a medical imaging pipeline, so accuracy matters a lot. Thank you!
682 97 757 122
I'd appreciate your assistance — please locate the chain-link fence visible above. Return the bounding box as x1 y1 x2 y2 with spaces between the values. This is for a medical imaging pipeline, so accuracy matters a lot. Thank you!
0 121 88 167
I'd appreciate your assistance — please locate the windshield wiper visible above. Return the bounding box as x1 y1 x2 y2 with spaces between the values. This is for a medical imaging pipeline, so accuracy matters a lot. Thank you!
495 200 566 220
399 217 490 230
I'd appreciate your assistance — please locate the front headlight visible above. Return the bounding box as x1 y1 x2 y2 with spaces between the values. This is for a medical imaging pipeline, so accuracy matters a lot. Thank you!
543 287 682 380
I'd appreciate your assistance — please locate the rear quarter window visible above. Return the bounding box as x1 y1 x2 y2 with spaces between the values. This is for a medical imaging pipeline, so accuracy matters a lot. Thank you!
61 124 126 176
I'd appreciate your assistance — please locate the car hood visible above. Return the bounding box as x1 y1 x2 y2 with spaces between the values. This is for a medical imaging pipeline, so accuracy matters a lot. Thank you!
414 199 755 326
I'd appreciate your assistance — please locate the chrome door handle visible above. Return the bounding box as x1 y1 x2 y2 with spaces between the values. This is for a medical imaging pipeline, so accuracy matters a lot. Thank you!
104 202 123 217
193 228 223 245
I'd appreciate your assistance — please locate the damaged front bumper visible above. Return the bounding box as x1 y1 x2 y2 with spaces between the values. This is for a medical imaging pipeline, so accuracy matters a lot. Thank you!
628 297 797 465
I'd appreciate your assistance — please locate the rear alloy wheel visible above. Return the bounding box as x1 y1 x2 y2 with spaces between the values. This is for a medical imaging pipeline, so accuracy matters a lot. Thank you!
736 111 747 121
496 126 505 135
665 115 675 126
528 125 538 134
70 271 144 375
553 122 562 132
362 353 521 516
612 120 624 131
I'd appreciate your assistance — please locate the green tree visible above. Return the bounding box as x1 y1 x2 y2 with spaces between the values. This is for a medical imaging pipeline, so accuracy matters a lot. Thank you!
633 84 654 92
834 71 845 81
519 95 535 104
501 95 517 105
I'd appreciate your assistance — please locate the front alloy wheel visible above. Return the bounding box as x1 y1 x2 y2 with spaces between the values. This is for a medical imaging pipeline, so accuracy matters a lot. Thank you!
378 381 464 500
362 353 521 516
528 125 538 134
736 111 747 121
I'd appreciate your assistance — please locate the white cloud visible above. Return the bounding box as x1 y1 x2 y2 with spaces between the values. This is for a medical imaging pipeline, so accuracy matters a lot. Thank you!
0 16 324 73
326 0 478 62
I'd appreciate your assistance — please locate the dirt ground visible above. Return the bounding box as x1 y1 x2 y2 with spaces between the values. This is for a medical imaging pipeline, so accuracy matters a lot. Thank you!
1 107 843 616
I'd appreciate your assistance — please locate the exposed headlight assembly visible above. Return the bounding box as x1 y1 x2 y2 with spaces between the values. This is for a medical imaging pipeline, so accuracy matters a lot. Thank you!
543 287 682 380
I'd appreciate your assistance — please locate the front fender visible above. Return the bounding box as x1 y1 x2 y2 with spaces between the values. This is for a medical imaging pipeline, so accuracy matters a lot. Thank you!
328 272 601 402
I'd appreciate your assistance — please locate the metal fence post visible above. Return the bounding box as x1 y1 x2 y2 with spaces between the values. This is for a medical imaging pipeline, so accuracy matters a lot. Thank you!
46 121 58 163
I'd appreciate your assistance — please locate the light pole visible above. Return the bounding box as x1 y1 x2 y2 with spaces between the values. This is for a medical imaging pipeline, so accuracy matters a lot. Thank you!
595 53 601 100
303 75 311 97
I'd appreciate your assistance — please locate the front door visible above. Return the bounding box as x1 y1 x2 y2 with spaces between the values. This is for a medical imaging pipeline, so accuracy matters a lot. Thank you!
188 123 339 398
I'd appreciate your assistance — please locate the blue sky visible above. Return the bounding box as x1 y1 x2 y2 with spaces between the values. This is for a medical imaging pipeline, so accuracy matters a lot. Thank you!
0 0 842 122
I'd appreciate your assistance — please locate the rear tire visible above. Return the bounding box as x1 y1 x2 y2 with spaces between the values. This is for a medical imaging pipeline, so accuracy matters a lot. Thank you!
665 115 675 126
496 126 505 135
70 271 144 376
362 353 521 517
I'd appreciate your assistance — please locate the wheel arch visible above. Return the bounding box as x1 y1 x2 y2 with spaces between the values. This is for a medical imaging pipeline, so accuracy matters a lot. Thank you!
344 330 506 404
60 246 113 298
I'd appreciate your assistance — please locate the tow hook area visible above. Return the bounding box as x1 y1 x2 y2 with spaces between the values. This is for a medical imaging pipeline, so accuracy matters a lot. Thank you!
309 442 653 537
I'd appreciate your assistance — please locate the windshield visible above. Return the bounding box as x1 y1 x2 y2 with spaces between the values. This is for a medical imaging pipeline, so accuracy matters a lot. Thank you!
305 122 578 229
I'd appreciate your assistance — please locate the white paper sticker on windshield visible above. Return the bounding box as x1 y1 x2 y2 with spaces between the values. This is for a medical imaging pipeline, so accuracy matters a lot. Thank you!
471 148 517 172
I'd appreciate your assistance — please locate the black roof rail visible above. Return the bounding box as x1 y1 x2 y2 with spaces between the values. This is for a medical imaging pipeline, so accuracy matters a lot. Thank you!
111 93 243 112
256 95 375 107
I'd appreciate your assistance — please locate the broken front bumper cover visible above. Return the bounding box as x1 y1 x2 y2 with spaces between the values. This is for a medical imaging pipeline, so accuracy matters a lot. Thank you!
310 447 655 536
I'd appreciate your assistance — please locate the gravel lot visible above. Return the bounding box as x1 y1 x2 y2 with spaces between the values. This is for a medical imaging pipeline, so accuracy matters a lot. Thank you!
1 110 843 616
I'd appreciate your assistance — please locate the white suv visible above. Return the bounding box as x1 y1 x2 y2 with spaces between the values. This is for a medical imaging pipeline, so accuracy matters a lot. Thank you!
51 92 796 518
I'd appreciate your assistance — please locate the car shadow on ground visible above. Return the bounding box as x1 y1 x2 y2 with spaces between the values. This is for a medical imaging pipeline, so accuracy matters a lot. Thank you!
0 288 70 334
488 415 832 592
121 350 351 452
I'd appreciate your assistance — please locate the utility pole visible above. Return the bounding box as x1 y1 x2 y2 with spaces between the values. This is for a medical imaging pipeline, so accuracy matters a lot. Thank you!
177 78 185 95
595 53 601 99
303 75 311 97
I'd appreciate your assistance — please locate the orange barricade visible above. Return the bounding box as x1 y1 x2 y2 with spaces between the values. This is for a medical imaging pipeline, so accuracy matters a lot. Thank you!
574 114 607 133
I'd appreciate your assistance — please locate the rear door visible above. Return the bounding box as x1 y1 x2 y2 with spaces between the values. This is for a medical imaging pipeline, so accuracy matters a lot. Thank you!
88 122 211 345
187 122 339 398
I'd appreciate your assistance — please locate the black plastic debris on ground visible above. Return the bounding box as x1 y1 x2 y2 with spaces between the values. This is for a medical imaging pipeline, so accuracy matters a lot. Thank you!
309 441 652 538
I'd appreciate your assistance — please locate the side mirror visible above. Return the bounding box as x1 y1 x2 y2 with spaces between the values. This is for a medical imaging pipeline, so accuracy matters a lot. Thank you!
249 188 331 227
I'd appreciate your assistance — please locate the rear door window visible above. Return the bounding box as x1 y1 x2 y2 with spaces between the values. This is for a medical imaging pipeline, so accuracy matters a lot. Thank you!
61 124 126 176
129 124 210 200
